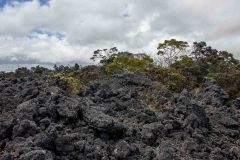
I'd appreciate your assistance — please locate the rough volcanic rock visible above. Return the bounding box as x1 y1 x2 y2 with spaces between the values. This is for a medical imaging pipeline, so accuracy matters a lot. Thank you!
0 73 240 160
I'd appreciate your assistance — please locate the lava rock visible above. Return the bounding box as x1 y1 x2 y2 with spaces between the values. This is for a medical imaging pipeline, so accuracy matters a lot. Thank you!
0 73 240 159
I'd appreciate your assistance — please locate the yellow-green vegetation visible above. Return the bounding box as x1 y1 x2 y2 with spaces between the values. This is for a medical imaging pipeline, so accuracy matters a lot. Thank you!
147 67 188 92
4 39 239 100
48 65 103 94
49 73 86 94
139 82 169 112
15 67 31 77
207 72 217 78
153 104 168 112
76 65 102 84
95 40 240 99
105 55 153 73
157 39 189 65
171 56 204 88
207 71 240 99
3 71 17 79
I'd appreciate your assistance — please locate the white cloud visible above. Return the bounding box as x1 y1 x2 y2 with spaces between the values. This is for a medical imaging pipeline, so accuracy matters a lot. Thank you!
0 0 239 64
0 34 91 63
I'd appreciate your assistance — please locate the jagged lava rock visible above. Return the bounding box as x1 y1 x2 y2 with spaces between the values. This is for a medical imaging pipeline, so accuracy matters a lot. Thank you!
0 73 239 160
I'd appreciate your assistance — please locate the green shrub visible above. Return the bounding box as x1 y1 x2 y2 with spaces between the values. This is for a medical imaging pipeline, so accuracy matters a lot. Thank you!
31 65 52 75
207 72 217 78
105 55 153 73
15 67 31 78
208 70 240 99
49 73 86 94
139 82 169 112
77 65 103 83
147 67 188 92
172 56 207 87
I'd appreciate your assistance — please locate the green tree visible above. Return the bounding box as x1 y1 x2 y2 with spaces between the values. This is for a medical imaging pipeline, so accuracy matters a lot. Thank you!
90 47 118 65
191 42 239 73
208 71 240 99
157 39 189 66
105 55 153 73
171 56 206 87
15 67 31 77
147 67 188 92
31 65 50 75
192 41 207 60
74 63 80 70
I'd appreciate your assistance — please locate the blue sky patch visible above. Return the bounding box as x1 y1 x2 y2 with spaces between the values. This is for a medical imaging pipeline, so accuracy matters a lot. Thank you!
0 0 49 8
29 28 65 40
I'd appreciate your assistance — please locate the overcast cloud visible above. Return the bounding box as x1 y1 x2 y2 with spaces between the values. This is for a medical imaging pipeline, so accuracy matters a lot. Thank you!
0 0 239 64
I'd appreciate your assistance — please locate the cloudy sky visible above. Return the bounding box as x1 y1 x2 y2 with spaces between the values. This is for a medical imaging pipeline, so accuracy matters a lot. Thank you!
0 0 239 64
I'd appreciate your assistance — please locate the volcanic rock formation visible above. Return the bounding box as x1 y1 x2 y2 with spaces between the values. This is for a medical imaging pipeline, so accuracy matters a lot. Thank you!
0 73 240 159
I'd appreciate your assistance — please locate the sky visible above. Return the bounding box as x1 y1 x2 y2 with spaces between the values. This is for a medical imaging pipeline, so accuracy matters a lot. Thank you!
0 0 239 64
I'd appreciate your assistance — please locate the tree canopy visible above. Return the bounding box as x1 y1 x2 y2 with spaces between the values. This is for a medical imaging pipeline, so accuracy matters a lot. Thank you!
157 39 189 66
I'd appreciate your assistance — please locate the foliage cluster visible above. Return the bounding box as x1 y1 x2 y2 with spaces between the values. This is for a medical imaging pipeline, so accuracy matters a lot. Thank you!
2 64 103 95
139 82 173 112
191 41 240 98
105 55 153 73
49 73 86 94
157 39 189 66
208 70 240 99
2 39 240 100
147 67 188 92
90 47 118 65
49 65 102 94
4 66 53 79
91 39 240 99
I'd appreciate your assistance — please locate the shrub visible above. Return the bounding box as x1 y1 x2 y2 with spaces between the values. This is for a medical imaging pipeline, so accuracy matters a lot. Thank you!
31 65 52 75
147 67 188 92
15 67 32 78
77 65 103 83
208 70 240 99
49 73 86 94
139 82 171 112
105 55 153 73
172 56 207 87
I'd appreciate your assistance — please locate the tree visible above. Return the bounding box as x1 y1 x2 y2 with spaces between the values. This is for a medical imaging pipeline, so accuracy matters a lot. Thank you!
54 65 65 72
171 56 206 87
105 55 153 73
15 67 31 77
191 42 239 73
219 51 239 65
208 70 240 99
147 67 188 92
31 65 50 75
53 64 58 71
90 47 118 65
192 41 207 60
73 63 80 70
157 39 189 66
